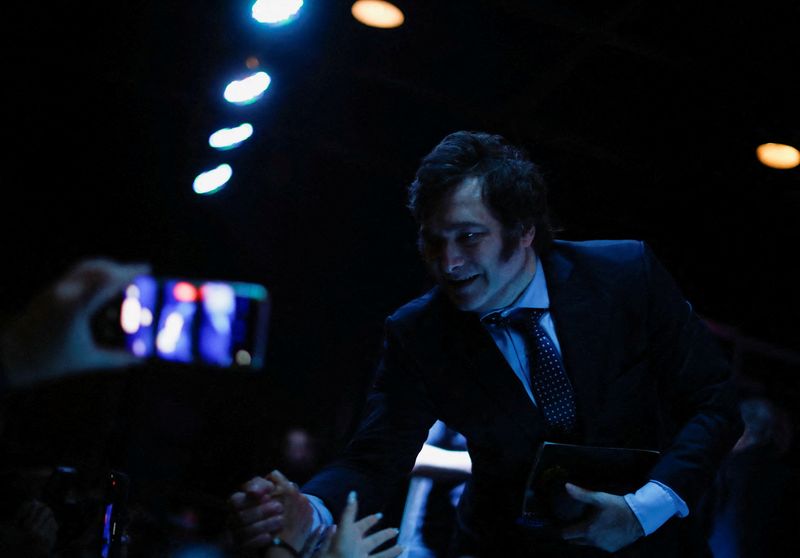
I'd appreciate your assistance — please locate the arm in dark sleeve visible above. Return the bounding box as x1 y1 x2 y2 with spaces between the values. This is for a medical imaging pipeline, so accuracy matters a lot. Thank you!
301 316 437 518
641 242 743 509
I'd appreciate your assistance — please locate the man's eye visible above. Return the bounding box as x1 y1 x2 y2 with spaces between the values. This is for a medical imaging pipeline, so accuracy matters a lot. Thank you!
459 232 484 244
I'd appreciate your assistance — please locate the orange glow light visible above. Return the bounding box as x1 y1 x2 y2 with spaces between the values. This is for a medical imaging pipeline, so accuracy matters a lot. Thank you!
173 282 198 302
246 56 260 70
351 1 404 29
756 143 800 169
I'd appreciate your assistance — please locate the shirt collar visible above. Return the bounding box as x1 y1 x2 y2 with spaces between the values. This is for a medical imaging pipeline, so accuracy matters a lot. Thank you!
478 255 550 320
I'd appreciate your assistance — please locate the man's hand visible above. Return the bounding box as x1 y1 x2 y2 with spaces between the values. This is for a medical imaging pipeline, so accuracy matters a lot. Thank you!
560 483 644 553
267 469 314 552
228 476 285 551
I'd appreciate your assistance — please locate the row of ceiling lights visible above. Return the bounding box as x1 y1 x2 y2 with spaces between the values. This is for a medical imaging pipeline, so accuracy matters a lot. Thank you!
192 1 408 195
192 1 796 194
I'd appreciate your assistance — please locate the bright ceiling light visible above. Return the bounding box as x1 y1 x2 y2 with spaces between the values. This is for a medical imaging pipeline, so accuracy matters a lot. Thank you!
351 1 404 29
252 0 304 25
209 123 254 150
193 164 233 195
756 143 800 169
224 72 271 105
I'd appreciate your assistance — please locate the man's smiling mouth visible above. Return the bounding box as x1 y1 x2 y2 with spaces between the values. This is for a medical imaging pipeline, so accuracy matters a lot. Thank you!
446 274 479 289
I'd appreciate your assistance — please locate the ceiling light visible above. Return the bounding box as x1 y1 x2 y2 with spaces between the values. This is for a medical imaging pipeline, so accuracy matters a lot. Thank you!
209 123 254 150
351 1 404 29
252 0 303 25
193 164 233 195
756 143 800 170
224 72 271 105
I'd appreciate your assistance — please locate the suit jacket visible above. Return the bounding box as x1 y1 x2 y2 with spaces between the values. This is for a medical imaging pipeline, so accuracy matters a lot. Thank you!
303 240 741 557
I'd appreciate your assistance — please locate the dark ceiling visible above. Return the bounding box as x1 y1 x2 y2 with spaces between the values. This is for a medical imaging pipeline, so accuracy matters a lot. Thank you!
4 0 799 391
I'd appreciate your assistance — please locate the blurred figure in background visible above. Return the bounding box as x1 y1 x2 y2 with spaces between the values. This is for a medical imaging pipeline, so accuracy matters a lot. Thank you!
0 467 59 558
700 364 798 558
280 427 321 486
1 257 149 556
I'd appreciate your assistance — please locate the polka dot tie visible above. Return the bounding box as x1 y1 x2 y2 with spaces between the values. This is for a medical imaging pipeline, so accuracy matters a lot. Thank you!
484 308 577 435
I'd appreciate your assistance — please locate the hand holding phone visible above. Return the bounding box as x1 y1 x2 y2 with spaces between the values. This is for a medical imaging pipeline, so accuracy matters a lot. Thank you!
2 258 150 389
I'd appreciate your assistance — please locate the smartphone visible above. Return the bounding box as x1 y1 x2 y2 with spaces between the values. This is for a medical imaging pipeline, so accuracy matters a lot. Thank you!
96 275 270 370
100 470 129 558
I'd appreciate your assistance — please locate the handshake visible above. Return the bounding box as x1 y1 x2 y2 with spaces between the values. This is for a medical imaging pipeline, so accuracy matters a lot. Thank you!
228 470 403 558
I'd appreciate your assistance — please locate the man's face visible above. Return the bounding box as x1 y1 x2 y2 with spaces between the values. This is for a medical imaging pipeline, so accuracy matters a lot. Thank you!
419 178 536 313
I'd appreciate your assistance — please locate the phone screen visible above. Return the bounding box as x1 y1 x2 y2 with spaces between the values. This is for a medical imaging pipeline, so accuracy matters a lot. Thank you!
118 275 270 369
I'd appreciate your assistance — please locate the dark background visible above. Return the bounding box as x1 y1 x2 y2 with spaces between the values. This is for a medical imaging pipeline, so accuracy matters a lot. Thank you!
2 0 798 548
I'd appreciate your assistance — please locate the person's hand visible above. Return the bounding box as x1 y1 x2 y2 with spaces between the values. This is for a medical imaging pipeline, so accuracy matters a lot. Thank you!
228 476 285 552
560 483 644 553
313 491 402 558
1 257 150 388
16 499 59 558
267 469 314 552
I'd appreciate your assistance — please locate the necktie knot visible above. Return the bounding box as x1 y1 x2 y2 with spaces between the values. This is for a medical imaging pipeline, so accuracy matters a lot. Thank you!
482 308 547 330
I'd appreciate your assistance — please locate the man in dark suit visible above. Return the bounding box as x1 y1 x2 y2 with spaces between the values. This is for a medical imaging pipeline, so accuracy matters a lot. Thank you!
229 131 741 557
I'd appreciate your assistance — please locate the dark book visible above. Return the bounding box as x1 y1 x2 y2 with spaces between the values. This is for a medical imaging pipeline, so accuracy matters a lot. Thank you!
516 441 661 540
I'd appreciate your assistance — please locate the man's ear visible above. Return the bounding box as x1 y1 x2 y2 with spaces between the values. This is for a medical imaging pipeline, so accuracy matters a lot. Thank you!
520 225 536 248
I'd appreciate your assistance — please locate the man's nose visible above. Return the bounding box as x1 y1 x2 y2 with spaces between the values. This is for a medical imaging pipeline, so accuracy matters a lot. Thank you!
440 242 464 274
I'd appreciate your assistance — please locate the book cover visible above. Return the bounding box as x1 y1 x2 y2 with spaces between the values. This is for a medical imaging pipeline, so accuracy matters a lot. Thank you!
517 442 661 539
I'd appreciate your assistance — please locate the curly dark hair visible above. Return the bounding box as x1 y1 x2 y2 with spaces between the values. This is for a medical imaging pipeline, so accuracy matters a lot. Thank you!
407 131 554 257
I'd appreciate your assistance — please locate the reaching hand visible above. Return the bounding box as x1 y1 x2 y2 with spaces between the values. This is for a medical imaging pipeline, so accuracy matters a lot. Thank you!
313 491 402 558
560 483 644 553
228 476 284 551
1 257 150 388
267 469 314 552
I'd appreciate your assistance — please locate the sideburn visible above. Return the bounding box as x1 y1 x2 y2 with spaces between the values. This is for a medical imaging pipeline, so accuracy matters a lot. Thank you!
500 227 522 261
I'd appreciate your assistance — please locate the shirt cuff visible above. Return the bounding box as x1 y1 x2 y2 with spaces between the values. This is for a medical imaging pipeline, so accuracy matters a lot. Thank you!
305 494 334 531
623 480 689 536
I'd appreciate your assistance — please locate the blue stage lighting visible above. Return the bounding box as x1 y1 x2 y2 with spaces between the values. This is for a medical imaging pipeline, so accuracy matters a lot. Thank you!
224 72 271 105
252 0 303 26
193 164 233 195
209 123 254 150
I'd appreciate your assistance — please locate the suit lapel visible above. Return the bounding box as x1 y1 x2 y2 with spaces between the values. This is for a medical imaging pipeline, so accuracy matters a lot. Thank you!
438 294 544 445
542 247 612 430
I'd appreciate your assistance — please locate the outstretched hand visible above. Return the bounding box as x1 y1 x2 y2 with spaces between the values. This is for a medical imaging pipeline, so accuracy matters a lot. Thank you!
228 475 284 551
560 483 644 553
268 469 314 552
313 491 402 558
228 470 315 556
